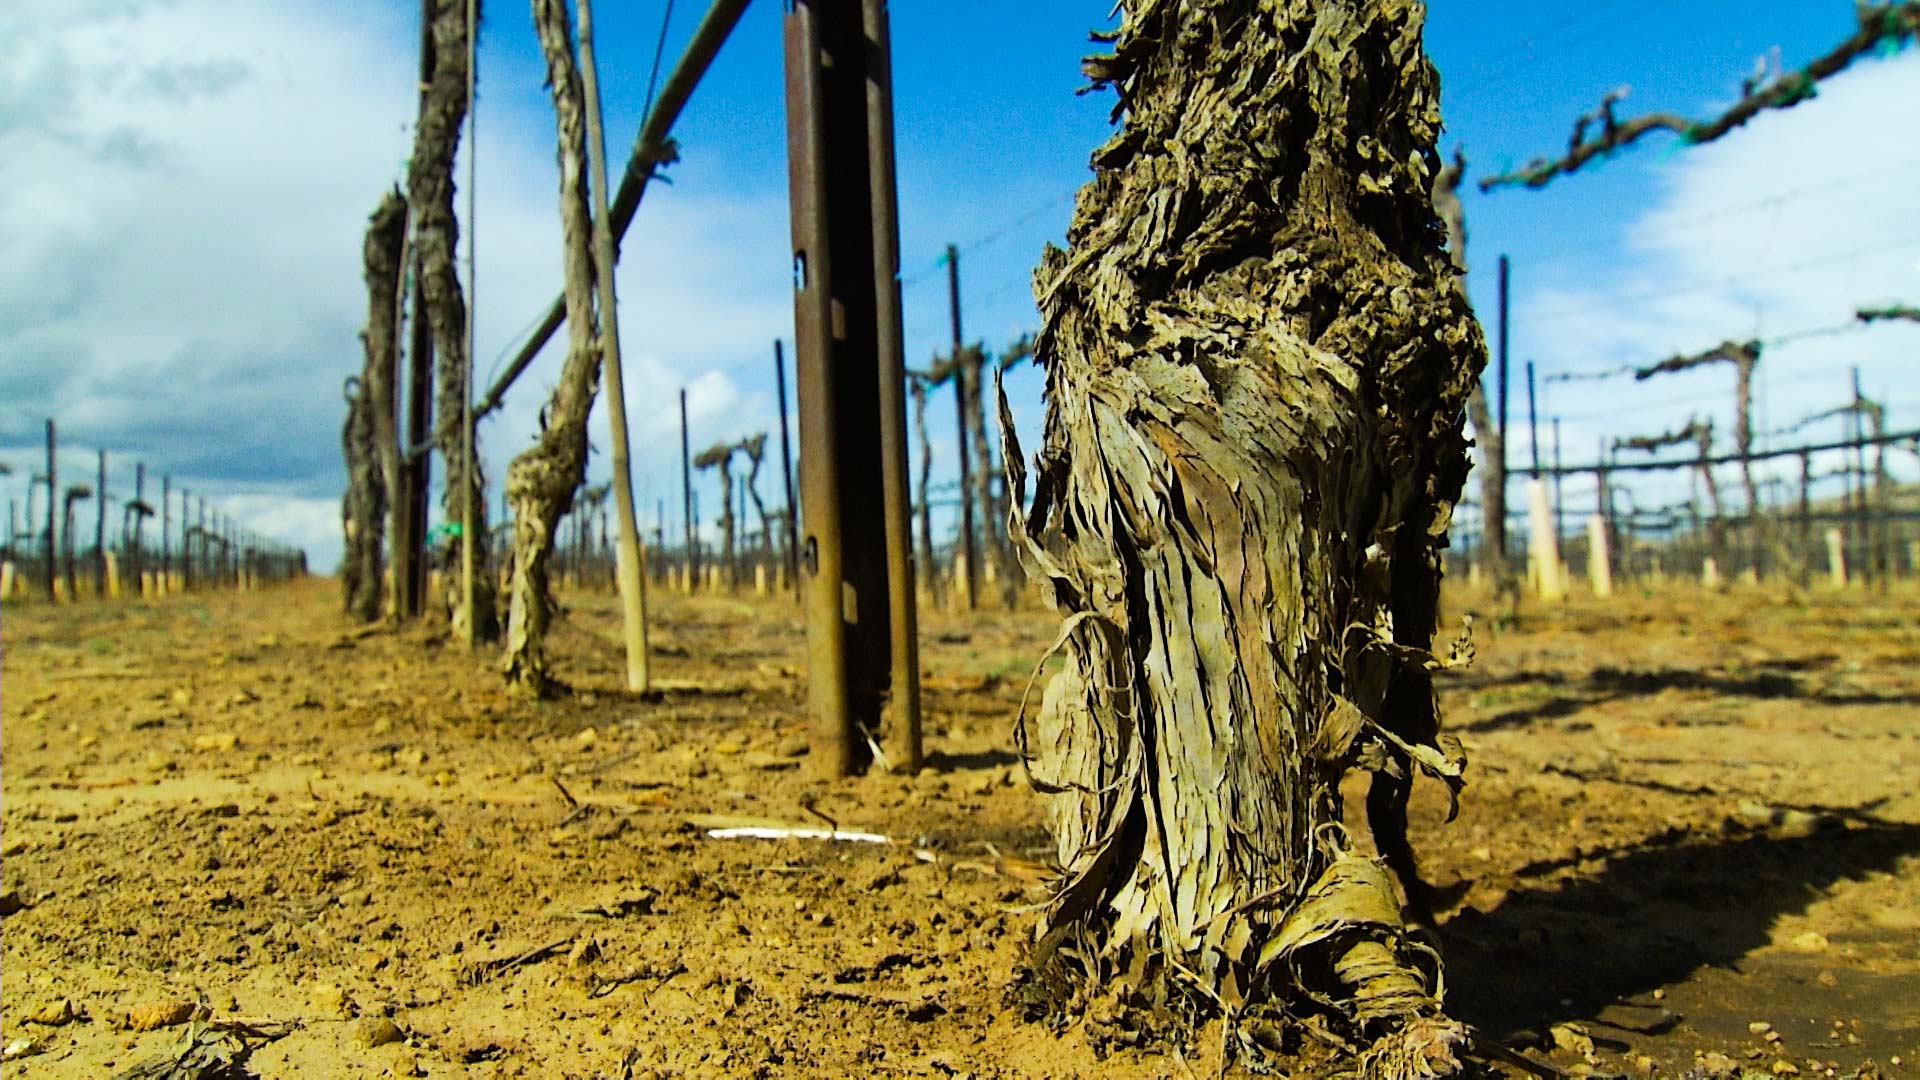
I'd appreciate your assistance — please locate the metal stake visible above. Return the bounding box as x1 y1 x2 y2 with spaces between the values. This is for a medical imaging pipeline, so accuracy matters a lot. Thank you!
783 0 921 775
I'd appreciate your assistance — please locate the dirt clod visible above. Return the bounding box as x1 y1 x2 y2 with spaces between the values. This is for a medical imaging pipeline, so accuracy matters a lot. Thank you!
121 999 201 1032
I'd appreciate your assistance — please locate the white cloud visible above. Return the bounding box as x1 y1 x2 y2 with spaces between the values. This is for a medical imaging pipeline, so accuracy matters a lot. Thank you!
0 0 794 574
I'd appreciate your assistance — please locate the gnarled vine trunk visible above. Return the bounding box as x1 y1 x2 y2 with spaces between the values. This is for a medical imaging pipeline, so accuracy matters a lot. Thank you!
740 434 773 564
350 190 408 622
910 375 937 589
408 0 497 642
962 346 1008 601
503 0 602 695
692 443 737 589
341 375 380 619
1005 0 1480 1067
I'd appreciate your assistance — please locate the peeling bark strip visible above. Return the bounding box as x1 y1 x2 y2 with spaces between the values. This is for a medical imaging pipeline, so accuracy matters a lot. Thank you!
408 0 497 641
1003 0 1481 1060
352 191 408 622
503 0 603 695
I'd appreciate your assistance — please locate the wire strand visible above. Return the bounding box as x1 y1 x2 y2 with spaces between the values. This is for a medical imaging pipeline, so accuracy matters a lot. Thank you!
641 0 677 125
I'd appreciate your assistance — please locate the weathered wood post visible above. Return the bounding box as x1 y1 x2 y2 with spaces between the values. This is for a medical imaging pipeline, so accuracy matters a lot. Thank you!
1826 526 1848 588
1527 479 1563 600
577 0 652 691
1587 513 1613 597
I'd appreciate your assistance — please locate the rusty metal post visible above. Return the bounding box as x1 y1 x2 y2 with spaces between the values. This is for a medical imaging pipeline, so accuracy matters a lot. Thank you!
1851 366 1872 586
681 388 697 589
784 0 920 775
181 489 194 591
863 0 922 772
43 419 56 601
131 463 145 586
94 450 107 598
161 475 171 592
774 340 800 591
197 498 207 588
945 244 977 610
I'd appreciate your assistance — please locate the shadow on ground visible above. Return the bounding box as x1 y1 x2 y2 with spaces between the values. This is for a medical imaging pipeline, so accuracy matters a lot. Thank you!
1442 820 1920 1041
1452 664 1920 734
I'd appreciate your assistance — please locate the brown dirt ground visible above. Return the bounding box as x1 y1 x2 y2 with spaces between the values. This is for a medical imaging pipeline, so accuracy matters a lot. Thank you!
2 576 1917 1078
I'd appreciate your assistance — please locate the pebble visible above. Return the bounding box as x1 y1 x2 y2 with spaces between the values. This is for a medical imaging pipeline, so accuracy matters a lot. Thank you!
24 1000 73 1026
358 1018 405 1049
311 982 349 1015
1789 930 1829 952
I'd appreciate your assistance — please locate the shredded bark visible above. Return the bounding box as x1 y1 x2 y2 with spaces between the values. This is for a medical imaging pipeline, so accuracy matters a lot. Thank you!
1002 0 1481 1068
408 0 497 641
503 0 604 695
345 190 408 622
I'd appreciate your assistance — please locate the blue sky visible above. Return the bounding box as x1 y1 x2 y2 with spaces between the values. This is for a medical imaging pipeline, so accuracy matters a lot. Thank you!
3 0 1916 570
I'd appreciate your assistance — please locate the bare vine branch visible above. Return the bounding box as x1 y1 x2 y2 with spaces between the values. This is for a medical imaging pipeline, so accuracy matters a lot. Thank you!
1857 303 1920 323
1480 3 1919 191
1636 341 1761 514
